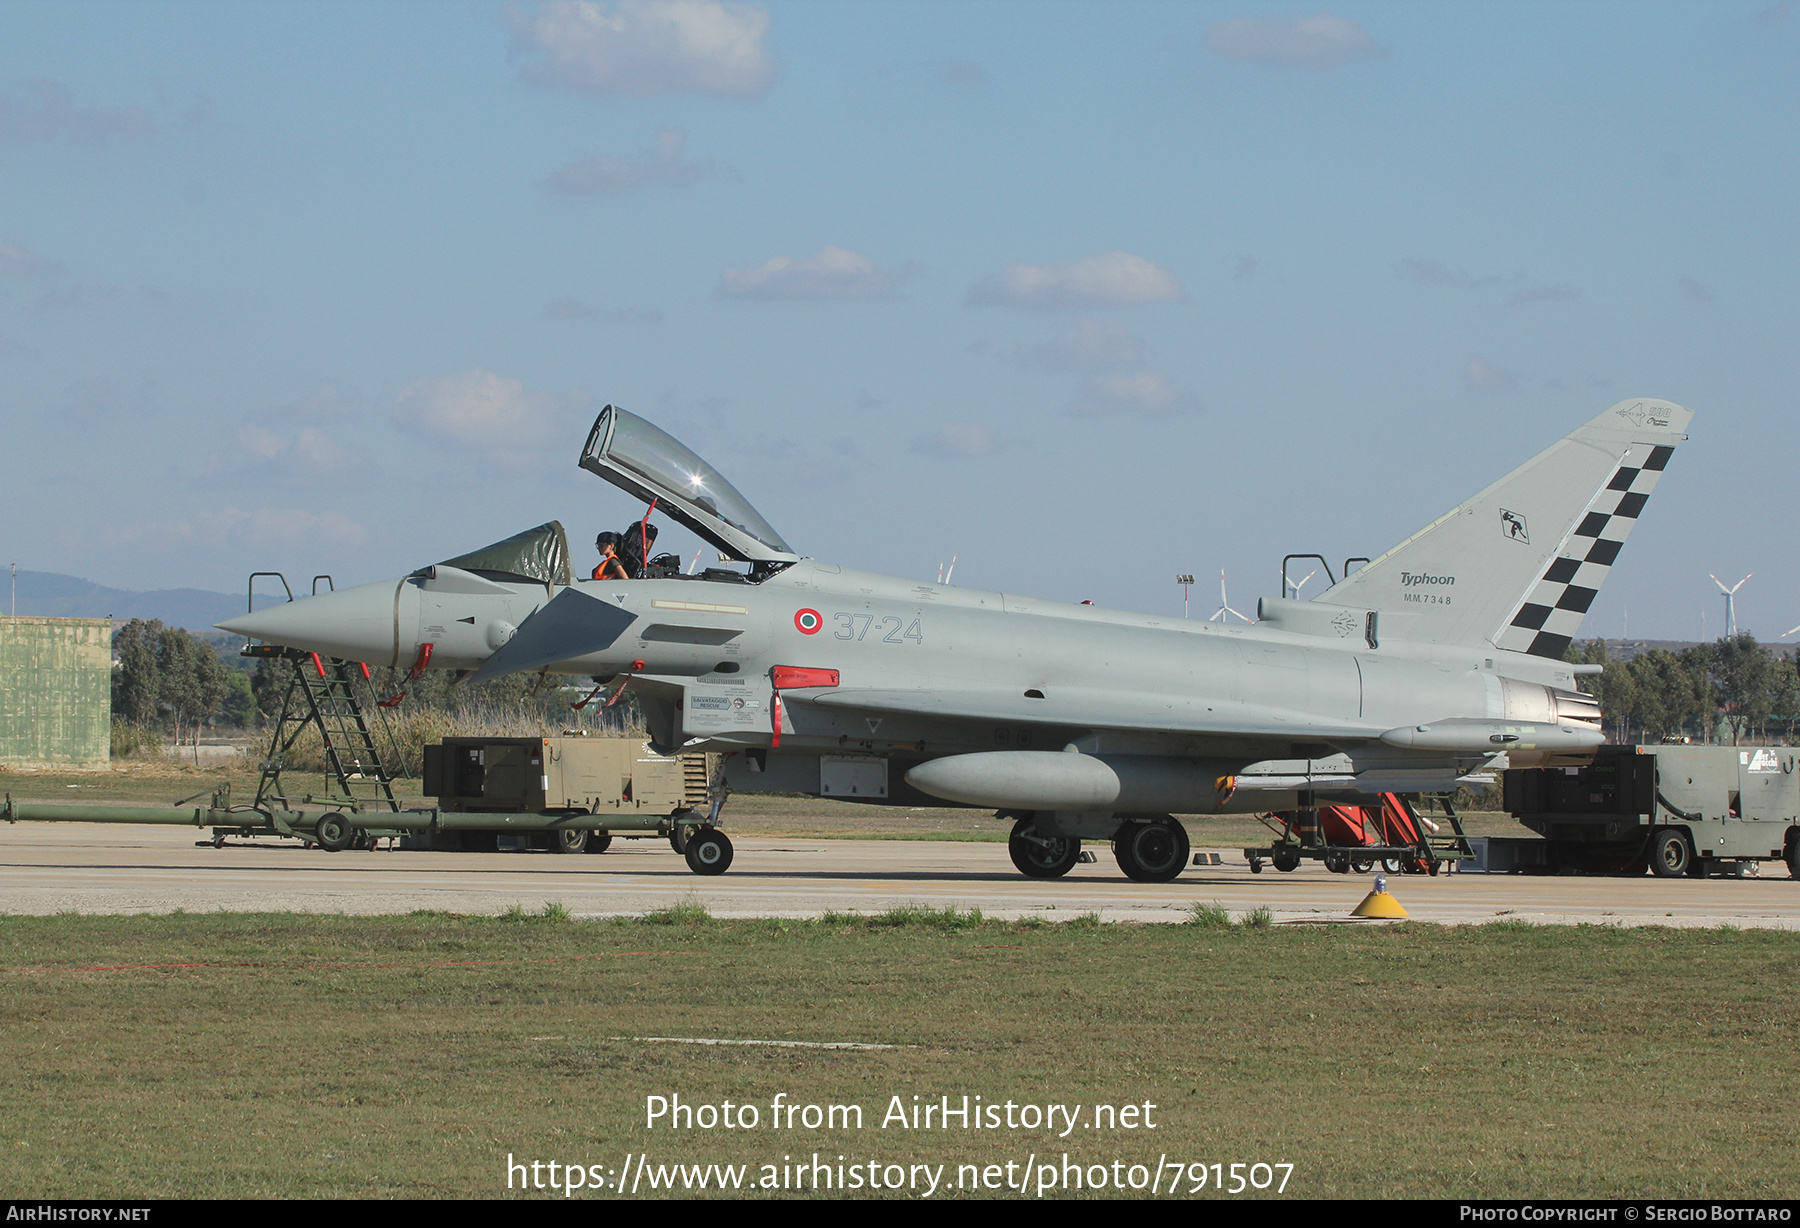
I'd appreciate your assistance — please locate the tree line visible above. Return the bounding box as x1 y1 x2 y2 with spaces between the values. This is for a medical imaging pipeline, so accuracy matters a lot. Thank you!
1568 634 1800 746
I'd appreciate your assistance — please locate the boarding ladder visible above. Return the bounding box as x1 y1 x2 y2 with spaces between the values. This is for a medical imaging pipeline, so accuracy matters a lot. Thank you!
240 572 405 817
246 646 405 815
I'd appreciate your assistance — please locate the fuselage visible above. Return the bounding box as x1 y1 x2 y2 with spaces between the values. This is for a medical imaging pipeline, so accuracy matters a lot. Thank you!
227 556 1599 814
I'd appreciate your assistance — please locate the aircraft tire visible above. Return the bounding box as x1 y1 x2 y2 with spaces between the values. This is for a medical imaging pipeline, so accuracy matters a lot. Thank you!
553 828 588 854
669 825 690 854
684 828 733 876
1113 819 1188 883
1007 818 1081 879
584 832 614 855
314 813 353 853
1650 829 1692 878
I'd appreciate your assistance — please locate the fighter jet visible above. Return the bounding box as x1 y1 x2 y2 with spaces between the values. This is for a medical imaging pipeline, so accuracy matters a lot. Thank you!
220 398 1691 882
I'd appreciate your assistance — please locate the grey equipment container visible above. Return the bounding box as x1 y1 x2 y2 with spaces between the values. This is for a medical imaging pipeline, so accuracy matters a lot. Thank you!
1499 744 1800 878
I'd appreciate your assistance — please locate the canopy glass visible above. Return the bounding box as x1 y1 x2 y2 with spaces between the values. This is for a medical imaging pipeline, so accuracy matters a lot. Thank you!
580 406 796 562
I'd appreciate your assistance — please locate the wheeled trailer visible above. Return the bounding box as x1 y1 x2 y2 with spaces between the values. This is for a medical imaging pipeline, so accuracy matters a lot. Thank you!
1243 792 1472 876
1 788 740 876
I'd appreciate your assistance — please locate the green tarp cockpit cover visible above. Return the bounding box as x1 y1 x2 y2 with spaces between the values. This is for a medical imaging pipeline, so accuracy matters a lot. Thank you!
437 522 572 587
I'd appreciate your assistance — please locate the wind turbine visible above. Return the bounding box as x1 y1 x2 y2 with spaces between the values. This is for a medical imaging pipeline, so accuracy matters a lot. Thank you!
1209 569 1253 624
1710 573 1752 639
1285 567 1318 599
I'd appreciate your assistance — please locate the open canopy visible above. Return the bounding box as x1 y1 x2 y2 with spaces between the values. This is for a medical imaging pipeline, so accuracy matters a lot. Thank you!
438 521 572 586
579 406 799 564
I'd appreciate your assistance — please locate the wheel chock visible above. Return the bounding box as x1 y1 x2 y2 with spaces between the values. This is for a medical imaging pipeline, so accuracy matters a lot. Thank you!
1351 873 1409 919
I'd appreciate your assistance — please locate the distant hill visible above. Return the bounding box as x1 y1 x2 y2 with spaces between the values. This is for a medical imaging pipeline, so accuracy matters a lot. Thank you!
4 571 280 630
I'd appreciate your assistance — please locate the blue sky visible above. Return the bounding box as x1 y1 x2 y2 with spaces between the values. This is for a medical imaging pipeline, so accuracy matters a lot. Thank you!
1 1 1795 639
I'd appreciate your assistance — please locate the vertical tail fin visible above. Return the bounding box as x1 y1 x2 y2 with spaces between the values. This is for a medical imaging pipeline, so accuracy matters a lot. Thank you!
1317 398 1691 656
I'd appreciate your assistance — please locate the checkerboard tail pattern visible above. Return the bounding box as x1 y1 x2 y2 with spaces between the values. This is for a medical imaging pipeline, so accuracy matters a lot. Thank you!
1493 442 1675 659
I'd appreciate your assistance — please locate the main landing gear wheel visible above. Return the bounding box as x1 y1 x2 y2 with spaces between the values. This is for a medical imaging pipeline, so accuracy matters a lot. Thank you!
669 824 691 854
1007 818 1082 879
1113 819 1189 883
314 812 353 853
1650 828 1693 878
584 832 614 855
684 828 733 876
554 828 588 854
1271 845 1301 874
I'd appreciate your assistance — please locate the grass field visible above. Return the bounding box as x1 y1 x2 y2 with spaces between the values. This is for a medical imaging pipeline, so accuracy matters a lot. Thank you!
1 909 1792 1200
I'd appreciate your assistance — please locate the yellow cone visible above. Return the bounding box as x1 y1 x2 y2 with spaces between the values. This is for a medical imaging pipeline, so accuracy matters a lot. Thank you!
1351 889 1409 919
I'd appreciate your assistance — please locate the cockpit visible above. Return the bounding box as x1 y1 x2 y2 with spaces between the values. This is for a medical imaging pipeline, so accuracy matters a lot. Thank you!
579 405 801 579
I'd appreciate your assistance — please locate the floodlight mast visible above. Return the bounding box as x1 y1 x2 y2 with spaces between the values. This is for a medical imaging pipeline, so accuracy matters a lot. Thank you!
1176 574 1194 618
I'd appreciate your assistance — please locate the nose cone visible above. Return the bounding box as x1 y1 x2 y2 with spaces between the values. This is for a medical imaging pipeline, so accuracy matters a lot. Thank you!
217 578 404 666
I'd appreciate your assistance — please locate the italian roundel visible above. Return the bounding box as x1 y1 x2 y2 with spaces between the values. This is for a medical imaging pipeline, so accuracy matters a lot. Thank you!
795 608 823 635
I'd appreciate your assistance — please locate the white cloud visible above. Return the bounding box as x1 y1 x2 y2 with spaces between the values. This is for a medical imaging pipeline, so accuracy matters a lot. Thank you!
1680 276 1715 303
544 297 663 322
0 239 53 277
542 128 712 195
1069 370 1197 417
937 59 988 85
0 80 156 144
1753 0 1795 25
55 377 118 424
1509 284 1580 306
393 369 548 448
967 251 1184 310
1205 14 1388 70
911 422 1000 457
100 507 366 550
509 0 775 97
1017 319 1144 370
226 421 344 483
717 246 897 301
1465 357 1518 394
1395 258 1468 286
280 381 358 421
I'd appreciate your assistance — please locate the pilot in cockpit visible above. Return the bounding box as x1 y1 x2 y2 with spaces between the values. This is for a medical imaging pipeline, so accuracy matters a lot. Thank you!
618 521 659 578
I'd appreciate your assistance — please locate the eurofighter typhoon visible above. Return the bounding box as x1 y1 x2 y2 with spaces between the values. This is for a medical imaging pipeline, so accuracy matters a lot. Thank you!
220 399 1691 882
